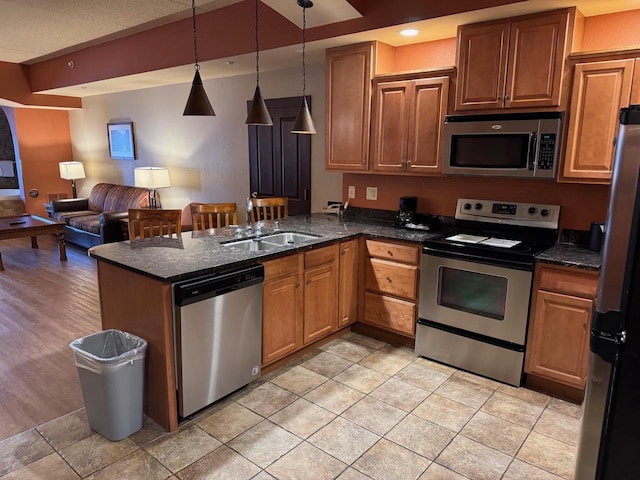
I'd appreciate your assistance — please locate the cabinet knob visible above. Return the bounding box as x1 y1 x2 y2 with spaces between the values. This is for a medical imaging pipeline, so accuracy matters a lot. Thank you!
387 250 393 256
386 276 392 283
504 95 510 101
306 279 311 285
341 250 346 255
295 282 300 288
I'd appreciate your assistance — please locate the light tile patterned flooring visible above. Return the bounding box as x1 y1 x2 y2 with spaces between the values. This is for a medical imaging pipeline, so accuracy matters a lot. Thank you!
0 333 581 480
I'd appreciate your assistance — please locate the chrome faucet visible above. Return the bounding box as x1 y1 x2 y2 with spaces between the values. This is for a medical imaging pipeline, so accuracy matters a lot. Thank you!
246 196 254 231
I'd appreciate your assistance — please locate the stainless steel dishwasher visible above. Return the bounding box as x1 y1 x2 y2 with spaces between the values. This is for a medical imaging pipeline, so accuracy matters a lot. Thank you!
173 264 264 418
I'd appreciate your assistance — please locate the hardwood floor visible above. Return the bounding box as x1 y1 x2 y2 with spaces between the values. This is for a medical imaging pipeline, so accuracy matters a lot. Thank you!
0 234 101 440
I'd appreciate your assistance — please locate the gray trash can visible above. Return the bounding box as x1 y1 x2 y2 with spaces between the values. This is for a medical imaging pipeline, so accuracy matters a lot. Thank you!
70 329 148 441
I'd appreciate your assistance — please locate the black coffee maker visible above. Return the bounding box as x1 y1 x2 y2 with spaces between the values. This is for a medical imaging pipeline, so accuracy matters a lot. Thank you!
395 196 417 226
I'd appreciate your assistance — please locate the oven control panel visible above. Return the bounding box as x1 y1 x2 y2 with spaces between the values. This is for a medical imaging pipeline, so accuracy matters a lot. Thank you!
456 198 560 229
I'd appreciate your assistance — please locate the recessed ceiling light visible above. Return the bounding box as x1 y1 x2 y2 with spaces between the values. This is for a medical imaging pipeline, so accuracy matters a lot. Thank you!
400 28 420 37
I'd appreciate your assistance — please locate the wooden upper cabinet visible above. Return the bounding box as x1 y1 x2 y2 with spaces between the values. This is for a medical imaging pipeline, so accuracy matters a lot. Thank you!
456 10 571 111
326 42 393 171
370 75 449 173
456 22 509 111
561 58 636 183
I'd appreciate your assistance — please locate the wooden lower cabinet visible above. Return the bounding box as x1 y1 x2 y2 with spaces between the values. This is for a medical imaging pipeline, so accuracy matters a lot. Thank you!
261 254 303 365
525 263 599 391
338 239 358 327
261 244 341 365
361 239 419 338
304 244 339 344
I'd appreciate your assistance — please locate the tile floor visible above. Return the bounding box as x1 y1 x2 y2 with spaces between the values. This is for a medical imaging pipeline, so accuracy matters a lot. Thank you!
0 333 581 480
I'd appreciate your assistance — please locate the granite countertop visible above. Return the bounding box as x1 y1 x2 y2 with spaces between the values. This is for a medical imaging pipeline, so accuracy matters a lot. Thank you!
89 213 441 283
535 243 602 271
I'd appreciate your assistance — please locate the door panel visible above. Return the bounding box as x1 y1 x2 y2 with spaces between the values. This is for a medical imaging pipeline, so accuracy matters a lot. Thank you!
248 96 311 216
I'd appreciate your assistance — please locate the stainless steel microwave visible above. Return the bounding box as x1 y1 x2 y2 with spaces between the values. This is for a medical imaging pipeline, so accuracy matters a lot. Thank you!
442 112 563 179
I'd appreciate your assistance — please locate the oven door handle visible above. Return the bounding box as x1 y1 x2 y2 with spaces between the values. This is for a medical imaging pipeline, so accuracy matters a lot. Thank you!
422 245 534 271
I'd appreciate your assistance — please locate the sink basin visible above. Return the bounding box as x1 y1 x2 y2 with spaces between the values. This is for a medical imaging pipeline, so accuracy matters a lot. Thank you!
260 232 321 246
222 232 321 250
222 238 277 252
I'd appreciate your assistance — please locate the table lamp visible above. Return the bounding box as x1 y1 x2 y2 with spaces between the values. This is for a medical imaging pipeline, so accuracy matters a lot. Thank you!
59 161 86 198
134 167 170 209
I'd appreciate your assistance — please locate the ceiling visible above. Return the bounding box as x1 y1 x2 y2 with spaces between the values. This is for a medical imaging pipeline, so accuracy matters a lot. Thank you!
4 0 640 98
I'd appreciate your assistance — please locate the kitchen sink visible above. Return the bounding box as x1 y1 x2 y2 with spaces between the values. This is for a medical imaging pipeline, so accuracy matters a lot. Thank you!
222 232 321 250
259 232 321 245
222 238 277 252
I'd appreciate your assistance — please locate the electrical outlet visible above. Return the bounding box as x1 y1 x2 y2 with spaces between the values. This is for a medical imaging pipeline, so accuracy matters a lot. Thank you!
348 186 356 199
366 186 378 201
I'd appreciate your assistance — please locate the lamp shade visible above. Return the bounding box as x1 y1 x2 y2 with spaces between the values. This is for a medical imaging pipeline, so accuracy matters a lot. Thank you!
59 161 86 180
183 71 215 116
291 97 316 134
134 167 171 189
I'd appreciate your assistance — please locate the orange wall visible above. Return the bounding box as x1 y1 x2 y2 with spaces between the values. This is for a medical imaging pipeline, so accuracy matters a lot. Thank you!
582 10 640 51
14 109 74 216
393 38 457 71
0 62 81 108
343 174 609 233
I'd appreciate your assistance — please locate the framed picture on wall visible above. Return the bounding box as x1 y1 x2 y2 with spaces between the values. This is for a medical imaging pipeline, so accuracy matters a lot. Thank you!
107 121 136 160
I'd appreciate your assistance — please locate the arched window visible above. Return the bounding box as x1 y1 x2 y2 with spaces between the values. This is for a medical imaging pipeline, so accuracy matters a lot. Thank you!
0 108 19 189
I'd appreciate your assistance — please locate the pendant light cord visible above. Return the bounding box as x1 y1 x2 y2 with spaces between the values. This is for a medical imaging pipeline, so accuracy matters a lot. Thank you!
301 5 307 99
191 0 200 71
255 0 260 85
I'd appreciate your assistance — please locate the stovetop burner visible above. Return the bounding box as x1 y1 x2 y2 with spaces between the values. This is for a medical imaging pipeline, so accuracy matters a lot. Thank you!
422 198 560 265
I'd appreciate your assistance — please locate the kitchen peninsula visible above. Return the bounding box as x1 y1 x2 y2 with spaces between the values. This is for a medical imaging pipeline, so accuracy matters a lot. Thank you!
89 214 439 431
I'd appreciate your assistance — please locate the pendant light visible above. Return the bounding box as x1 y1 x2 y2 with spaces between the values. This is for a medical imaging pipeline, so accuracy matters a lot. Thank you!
183 0 215 116
246 0 272 125
291 0 316 134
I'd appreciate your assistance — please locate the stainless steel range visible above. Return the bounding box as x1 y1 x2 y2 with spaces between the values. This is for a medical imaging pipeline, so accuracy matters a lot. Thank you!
416 198 560 386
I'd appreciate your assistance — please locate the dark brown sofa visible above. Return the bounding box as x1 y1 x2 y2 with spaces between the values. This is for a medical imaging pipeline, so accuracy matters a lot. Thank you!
50 182 156 248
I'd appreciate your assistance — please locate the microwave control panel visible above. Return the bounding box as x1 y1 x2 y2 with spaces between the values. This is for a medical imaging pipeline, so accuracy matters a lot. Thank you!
537 133 557 170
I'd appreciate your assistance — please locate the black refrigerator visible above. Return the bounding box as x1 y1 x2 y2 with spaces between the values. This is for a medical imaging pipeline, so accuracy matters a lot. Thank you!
575 105 640 479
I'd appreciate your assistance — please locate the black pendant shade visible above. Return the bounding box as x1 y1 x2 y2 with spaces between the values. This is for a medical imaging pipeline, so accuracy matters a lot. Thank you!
183 0 214 116
291 97 315 134
291 0 315 134
184 70 215 116
246 85 273 125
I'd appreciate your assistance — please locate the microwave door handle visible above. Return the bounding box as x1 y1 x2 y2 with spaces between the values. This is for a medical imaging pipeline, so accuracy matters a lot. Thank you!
528 133 537 170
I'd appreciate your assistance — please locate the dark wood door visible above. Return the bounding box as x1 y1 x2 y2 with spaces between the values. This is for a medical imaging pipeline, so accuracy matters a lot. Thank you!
248 96 311 216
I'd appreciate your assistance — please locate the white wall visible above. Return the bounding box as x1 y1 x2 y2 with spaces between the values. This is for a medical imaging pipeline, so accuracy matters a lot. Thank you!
68 63 342 221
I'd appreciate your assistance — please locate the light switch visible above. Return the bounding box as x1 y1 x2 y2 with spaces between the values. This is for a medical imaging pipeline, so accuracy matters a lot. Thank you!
366 186 378 201
348 186 356 199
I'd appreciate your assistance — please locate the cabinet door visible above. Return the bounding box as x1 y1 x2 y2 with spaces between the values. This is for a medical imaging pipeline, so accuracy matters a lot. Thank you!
505 12 568 108
407 77 449 173
326 43 373 171
304 262 338 344
262 273 303 365
371 80 411 172
455 22 510 111
338 239 358 327
525 290 592 388
562 59 635 182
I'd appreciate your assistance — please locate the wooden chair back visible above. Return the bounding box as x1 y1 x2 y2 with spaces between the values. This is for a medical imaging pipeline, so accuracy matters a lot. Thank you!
128 209 182 240
190 202 238 230
251 197 288 222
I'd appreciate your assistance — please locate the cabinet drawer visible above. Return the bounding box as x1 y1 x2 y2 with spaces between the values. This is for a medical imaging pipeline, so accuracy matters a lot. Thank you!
365 239 419 265
261 253 301 282
537 264 598 298
365 258 417 300
305 244 338 269
363 292 416 337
